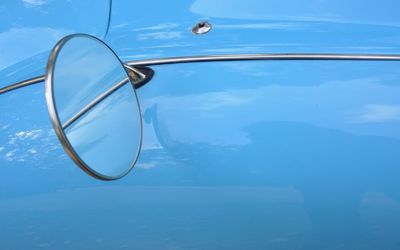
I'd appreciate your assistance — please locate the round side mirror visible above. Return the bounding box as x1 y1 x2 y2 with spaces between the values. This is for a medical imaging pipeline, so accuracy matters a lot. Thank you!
45 34 142 180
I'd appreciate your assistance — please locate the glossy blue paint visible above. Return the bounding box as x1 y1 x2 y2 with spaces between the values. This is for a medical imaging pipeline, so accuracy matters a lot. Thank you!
1 0 400 249
107 0 400 60
0 0 111 88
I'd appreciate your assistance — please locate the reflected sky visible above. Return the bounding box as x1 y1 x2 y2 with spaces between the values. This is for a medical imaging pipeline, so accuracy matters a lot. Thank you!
133 60 400 248
50 35 142 179
190 0 400 25
2 1 400 248
52 36 128 123
139 61 400 148
106 0 400 63
1 59 400 248
0 0 110 88
65 84 141 178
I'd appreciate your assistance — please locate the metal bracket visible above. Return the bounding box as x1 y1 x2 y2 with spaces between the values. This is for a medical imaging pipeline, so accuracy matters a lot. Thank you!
124 65 154 89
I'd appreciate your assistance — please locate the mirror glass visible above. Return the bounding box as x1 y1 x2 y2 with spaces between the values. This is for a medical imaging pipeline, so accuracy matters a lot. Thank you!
45 34 142 180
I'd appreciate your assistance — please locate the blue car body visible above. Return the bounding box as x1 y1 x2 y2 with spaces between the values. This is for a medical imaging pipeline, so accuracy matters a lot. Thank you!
1 0 400 249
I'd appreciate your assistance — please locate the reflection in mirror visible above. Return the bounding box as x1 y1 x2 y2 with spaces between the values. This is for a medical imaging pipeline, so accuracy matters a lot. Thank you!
45 34 142 180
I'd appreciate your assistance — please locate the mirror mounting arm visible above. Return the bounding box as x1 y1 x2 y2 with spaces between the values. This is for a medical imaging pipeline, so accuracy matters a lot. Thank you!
124 64 154 89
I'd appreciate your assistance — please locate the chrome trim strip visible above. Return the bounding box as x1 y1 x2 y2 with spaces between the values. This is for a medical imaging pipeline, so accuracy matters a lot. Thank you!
126 53 400 66
0 75 45 94
62 78 129 129
2 53 400 95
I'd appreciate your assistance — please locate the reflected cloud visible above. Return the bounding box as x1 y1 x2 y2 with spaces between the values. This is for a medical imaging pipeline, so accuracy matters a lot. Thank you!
5 149 16 161
136 31 182 41
133 22 182 41
22 0 48 7
142 43 191 49
133 23 180 32
204 47 263 53
111 23 128 29
140 61 400 147
121 53 163 60
190 0 400 27
362 192 400 207
0 128 61 167
216 23 307 30
15 129 42 140
350 104 400 123
136 162 158 170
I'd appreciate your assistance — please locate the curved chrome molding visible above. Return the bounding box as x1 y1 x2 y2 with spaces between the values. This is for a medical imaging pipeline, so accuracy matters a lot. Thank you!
0 75 45 94
2 53 400 95
126 53 400 66
0 65 150 95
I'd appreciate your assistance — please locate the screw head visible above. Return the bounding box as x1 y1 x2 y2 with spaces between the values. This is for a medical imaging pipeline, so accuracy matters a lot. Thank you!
192 21 212 35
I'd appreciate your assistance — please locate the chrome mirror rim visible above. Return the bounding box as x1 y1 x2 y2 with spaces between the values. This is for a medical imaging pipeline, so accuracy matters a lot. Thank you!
45 33 143 181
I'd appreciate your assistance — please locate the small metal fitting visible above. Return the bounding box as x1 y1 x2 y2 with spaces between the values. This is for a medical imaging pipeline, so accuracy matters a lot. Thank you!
192 21 212 35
